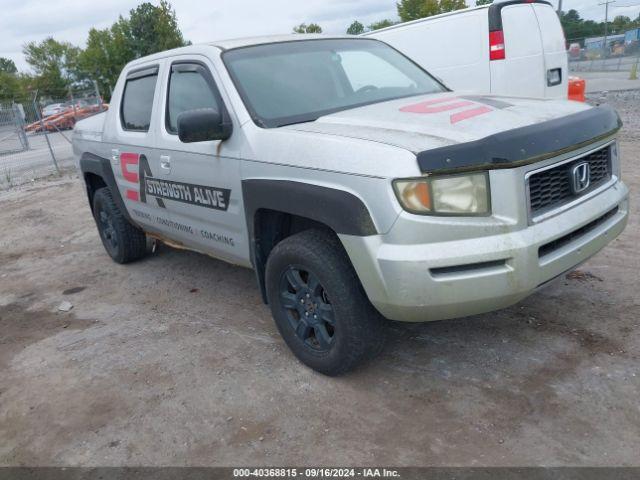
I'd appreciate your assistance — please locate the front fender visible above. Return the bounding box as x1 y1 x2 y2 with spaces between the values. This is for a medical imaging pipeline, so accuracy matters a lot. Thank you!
241 179 379 303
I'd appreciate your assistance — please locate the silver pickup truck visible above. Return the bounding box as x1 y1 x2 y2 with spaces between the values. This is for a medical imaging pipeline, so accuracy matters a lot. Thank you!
73 35 629 375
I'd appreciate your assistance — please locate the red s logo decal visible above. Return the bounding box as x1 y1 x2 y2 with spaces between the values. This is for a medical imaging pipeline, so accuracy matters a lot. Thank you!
120 152 140 201
400 97 492 124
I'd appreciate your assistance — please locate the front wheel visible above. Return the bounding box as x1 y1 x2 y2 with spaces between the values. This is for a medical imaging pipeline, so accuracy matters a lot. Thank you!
265 229 386 376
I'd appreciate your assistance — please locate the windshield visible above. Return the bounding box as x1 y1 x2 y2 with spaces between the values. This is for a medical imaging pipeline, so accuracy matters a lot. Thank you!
222 38 446 128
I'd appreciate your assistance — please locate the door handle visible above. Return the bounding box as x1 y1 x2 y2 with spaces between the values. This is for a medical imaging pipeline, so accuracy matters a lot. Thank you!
160 155 171 174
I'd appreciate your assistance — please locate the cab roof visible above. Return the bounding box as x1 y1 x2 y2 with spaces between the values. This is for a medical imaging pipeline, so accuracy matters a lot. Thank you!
124 34 374 69
208 34 357 51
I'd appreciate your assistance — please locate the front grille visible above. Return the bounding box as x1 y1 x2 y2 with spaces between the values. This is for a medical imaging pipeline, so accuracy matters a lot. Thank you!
528 145 612 217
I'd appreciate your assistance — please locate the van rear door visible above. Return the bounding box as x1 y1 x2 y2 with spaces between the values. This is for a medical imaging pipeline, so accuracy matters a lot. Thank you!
489 3 545 97
532 3 568 99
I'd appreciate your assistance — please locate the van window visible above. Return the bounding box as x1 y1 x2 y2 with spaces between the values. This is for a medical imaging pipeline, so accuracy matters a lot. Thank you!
166 64 221 133
121 72 158 132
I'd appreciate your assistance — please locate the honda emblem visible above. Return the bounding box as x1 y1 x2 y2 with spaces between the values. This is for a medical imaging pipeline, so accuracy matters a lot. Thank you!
570 162 591 194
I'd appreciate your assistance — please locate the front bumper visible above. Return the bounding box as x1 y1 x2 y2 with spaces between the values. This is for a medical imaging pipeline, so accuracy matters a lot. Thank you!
340 180 629 322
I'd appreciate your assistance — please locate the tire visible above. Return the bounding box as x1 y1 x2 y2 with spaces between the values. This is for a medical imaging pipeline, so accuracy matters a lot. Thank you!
265 229 386 376
92 187 147 264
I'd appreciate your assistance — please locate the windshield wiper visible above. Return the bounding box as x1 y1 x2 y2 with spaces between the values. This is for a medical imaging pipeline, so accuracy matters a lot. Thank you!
275 118 319 128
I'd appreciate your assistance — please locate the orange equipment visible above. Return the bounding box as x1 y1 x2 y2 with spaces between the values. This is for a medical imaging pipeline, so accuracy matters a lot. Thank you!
568 76 586 102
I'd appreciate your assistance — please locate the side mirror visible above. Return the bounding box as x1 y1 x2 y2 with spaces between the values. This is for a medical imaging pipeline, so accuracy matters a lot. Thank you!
177 108 232 143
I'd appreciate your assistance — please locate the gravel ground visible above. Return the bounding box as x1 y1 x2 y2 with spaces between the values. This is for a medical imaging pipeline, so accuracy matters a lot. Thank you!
576 71 640 94
0 97 638 467
587 89 640 141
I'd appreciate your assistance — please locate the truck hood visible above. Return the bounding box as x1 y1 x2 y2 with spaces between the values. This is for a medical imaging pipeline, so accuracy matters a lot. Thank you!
283 92 592 154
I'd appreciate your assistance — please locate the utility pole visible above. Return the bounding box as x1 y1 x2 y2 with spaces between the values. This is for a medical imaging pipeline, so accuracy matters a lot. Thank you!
599 0 615 57
557 0 562 16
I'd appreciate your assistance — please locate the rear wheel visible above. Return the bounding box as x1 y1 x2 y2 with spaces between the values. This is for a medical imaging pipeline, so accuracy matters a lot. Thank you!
93 187 147 264
265 229 386 376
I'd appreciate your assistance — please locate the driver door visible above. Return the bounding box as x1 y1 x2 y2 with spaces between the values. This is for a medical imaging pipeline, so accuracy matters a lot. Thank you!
151 55 248 266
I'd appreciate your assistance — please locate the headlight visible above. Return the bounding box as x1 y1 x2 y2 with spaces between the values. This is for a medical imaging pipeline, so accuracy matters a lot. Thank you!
393 172 490 215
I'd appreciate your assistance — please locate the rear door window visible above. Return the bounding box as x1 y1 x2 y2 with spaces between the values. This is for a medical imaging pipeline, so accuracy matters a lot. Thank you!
121 67 158 132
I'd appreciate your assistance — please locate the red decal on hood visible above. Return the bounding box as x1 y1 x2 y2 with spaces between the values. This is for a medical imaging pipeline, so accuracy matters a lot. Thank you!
450 106 492 124
405 96 456 106
400 100 474 114
400 96 494 124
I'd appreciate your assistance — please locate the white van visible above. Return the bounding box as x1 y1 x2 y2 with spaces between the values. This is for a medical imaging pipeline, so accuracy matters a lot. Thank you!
365 0 568 99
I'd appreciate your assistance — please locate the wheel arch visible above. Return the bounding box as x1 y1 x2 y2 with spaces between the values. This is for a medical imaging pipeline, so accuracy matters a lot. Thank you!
83 172 107 212
79 152 136 225
242 179 378 303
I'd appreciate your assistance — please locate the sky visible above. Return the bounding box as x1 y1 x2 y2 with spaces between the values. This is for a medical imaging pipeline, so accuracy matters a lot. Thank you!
1 0 639 72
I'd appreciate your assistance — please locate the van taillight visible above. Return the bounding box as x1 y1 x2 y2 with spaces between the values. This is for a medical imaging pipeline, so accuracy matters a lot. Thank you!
489 30 505 60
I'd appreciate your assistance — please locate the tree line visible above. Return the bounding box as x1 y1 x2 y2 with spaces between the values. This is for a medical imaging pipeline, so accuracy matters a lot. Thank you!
298 0 470 36
341 1 640 41
561 9 640 43
0 1 187 102
2 0 639 103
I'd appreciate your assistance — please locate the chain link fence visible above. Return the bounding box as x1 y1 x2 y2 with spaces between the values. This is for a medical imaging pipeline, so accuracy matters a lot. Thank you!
0 81 107 190
568 32 640 73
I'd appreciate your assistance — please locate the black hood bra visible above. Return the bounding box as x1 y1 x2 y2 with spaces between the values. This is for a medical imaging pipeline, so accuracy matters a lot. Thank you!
417 105 622 174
